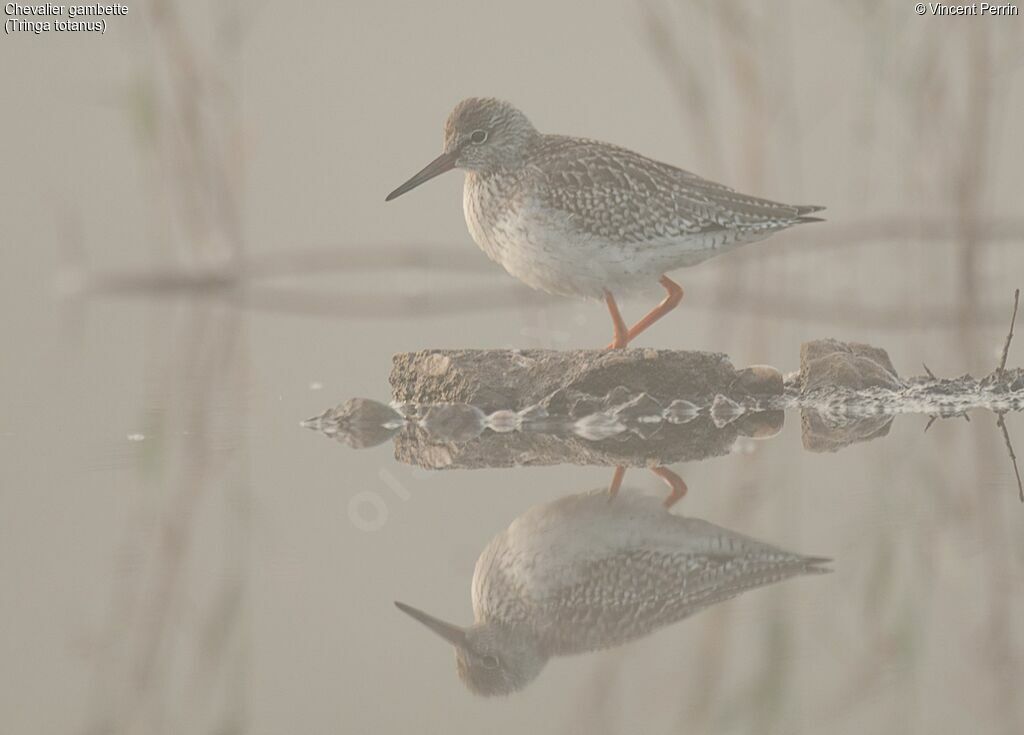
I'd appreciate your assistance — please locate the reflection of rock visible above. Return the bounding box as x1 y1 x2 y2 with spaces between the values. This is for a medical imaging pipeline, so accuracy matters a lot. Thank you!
391 349 782 412
303 398 403 448
301 392 788 467
799 339 901 395
394 411 785 469
735 410 786 439
420 404 486 443
395 487 829 696
800 410 894 453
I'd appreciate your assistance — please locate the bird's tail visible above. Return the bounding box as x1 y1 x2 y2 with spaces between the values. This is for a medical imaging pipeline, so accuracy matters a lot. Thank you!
795 204 826 224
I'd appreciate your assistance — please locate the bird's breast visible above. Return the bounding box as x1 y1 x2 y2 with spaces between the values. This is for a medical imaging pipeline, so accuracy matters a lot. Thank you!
463 172 519 263
461 172 614 298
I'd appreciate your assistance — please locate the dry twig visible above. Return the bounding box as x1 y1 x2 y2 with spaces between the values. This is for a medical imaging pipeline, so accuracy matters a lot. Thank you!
996 288 1020 377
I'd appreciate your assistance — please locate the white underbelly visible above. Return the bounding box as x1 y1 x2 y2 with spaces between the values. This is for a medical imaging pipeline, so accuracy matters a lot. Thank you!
464 191 637 298
462 182 765 299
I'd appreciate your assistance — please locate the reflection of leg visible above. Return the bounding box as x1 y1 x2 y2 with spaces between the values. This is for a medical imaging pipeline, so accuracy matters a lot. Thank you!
624 276 684 343
607 465 626 500
604 291 629 349
651 466 688 508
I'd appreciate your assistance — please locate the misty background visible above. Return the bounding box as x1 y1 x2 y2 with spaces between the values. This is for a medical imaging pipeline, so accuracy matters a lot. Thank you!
1 1 1023 734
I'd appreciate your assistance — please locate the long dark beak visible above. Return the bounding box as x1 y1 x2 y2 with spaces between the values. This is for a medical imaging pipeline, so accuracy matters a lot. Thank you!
394 601 468 647
385 150 458 201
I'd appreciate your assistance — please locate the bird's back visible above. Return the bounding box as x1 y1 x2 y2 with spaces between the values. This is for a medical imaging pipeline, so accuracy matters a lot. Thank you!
522 134 823 246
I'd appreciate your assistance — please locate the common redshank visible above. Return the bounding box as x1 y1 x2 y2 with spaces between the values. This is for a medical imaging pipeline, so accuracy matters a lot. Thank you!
395 487 828 695
385 97 823 348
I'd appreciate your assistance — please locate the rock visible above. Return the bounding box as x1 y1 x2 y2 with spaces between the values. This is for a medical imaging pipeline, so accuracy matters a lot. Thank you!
732 365 785 396
799 339 901 394
391 349 759 412
802 339 897 375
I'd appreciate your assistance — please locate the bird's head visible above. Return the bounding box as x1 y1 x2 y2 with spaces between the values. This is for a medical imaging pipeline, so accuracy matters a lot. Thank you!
385 98 538 201
394 600 547 696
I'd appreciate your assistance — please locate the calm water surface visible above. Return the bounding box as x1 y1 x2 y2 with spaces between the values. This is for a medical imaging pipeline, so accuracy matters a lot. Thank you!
3 262 1023 735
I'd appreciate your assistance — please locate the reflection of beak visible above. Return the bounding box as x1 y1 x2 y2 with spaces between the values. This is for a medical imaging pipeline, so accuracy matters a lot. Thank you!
394 601 468 647
385 150 458 201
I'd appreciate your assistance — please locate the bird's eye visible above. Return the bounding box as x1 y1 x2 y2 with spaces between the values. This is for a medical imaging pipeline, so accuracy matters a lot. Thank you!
470 130 488 144
481 654 499 669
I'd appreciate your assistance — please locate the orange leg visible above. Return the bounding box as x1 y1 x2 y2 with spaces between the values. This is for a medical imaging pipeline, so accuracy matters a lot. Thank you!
650 466 688 508
604 276 684 349
607 465 626 500
604 291 629 349
625 276 684 343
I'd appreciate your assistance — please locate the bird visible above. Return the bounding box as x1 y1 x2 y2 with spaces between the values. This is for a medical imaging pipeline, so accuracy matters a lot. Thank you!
395 487 829 696
385 97 824 348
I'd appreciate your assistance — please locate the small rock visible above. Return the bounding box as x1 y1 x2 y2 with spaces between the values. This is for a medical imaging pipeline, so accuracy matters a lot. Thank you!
572 411 626 441
486 410 519 433
732 365 784 396
612 392 664 425
801 339 897 376
800 339 901 394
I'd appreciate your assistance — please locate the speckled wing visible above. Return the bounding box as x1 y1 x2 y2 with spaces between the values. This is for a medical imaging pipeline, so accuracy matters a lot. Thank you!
473 490 829 656
525 135 823 245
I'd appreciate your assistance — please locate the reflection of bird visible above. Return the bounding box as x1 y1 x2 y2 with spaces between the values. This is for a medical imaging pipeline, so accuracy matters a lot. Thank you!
386 98 823 347
395 488 828 695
